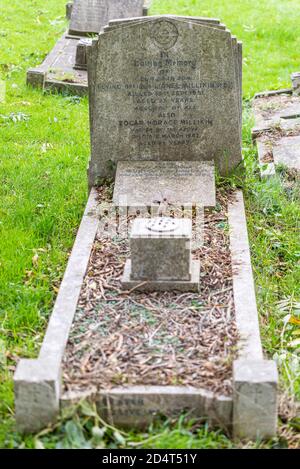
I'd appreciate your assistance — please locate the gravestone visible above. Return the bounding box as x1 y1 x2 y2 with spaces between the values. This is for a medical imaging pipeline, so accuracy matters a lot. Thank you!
69 0 145 36
27 0 149 94
87 16 242 186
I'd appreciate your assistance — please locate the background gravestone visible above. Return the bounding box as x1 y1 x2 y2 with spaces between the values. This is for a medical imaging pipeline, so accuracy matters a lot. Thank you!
87 16 242 186
69 0 145 36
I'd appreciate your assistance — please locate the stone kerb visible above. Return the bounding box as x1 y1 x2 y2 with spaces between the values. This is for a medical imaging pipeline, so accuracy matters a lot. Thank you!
228 192 278 440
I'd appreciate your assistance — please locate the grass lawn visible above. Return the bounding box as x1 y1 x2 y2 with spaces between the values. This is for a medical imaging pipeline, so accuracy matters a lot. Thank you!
0 0 299 449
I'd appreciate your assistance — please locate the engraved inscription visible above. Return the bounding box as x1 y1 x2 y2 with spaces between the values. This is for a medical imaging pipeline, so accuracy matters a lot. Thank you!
97 50 233 147
102 396 189 419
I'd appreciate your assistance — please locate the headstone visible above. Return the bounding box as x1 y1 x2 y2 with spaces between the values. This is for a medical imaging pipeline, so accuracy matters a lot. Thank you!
113 160 216 207
69 0 145 36
87 16 242 185
121 217 200 292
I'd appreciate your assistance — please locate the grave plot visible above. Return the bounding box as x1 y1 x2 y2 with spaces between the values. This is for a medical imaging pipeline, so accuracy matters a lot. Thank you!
15 16 278 441
26 0 149 95
62 188 238 403
252 73 300 176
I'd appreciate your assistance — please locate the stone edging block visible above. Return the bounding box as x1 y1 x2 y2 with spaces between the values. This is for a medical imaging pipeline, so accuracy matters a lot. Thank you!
228 192 278 439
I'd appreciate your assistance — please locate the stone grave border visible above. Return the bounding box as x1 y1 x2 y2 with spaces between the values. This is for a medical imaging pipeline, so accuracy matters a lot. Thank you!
252 89 291 178
252 76 300 178
27 33 89 96
26 1 151 95
14 189 278 439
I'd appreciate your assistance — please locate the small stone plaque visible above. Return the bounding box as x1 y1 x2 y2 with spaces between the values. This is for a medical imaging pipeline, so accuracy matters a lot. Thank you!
273 136 300 170
113 161 216 207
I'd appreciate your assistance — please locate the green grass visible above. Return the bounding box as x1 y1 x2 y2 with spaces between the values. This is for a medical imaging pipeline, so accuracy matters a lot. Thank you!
0 0 299 449
153 0 300 98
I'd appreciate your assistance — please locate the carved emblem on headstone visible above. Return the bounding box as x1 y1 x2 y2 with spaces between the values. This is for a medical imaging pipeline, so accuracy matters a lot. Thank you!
151 19 179 50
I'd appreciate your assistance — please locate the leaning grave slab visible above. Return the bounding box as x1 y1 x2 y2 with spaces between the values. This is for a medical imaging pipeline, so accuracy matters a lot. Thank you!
15 16 278 441
26 0 150 95
252 73 300 177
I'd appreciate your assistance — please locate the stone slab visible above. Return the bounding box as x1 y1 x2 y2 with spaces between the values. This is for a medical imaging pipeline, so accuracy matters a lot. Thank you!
96 386 232 431
252 86 300 176
254 88 292 99
88 16 242 184
253 103 300 135
113 161 216 207
27 33 88 95
69 0 145 36
273 135 300 170
229 194 278 440
228 191 263 361
105 15 226 31
61 386 233 432
256 138 276 178
14 358 60 434
121 258 200 292
233 360 278 440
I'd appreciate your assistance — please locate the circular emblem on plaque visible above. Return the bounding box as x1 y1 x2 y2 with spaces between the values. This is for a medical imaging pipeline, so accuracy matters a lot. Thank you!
146 217 179 233
151 20 179 50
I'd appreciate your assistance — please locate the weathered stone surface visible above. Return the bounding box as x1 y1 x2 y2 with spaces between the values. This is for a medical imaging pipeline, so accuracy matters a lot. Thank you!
75 38 92 70
253 95 300 133
95 386 232 431
66 2 73 20
130 217 192 281
105 15 226 31
233 360 278 440
256 138 276 178
27 33 88 95
252 92 300 175
291 71 300 96
113 160 216 207
122 258 200 292
69 0 145 36
14 359 60 434
121 217 200 292
88 16 242 184
273 135 300 170
228 191 263 360
26 69 45 88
